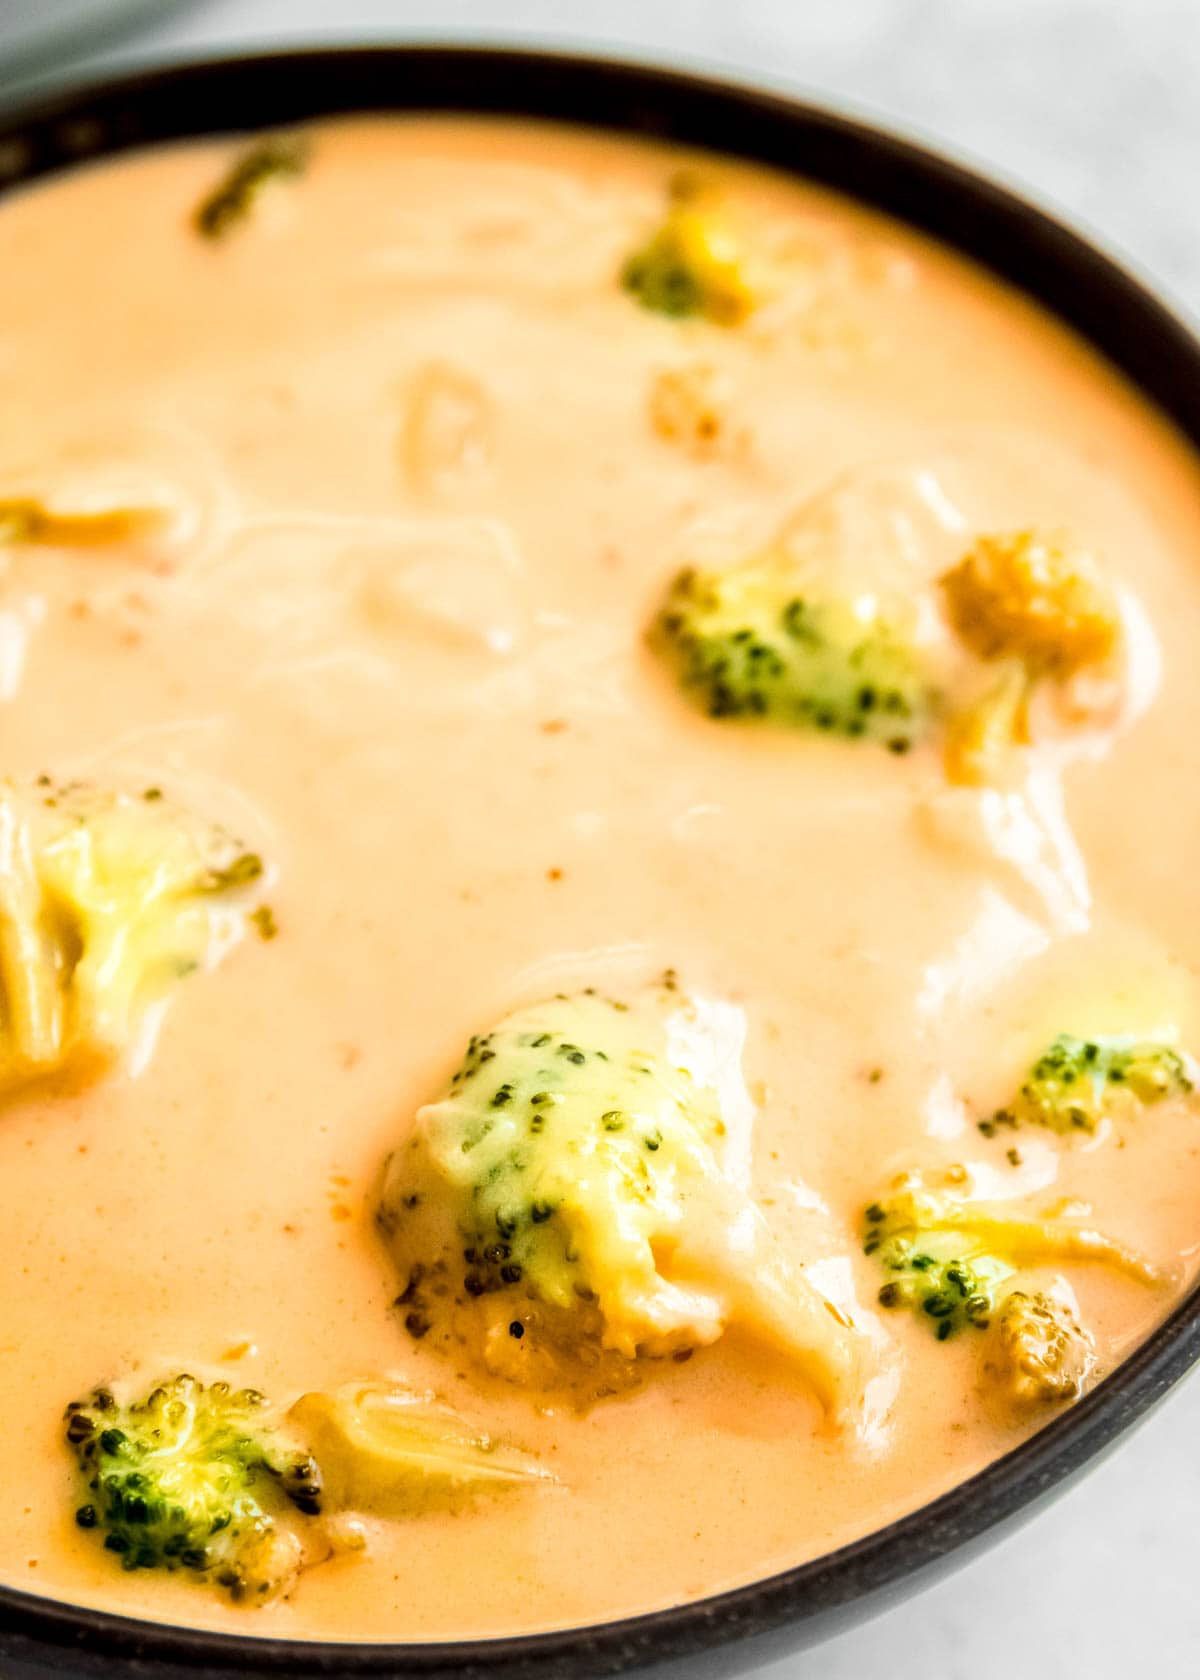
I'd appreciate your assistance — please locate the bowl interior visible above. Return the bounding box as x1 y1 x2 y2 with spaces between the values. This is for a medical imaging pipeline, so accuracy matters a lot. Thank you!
1 44 1199 1680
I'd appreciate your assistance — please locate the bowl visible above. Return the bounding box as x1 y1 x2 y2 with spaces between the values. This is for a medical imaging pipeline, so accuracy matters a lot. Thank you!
1 44 1198 1680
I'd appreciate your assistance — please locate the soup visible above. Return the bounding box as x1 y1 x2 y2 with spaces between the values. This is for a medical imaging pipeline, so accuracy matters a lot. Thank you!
0 114 1198 1643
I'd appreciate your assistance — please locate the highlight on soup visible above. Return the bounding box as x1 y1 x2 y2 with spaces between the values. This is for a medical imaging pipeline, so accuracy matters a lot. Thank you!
0 112 1197 1643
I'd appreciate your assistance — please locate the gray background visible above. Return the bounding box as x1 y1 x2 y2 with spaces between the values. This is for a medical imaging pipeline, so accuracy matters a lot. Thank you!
7 2 1200 1674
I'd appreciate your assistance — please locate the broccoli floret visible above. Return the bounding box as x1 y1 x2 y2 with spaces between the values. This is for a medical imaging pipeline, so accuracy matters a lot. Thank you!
194 135 308 241
66 1374 553 1601
65 1375 321 1603
979 1034 1194 1138
288 1383 553 1518
649 560 934 749
0 780 266 1096
865 1209 1008 1341
939 531 1123 785
864 1171 1160 1344
621 175 756 325
941 531 1120 679
379 980 865 1414
982 1289 1095 1407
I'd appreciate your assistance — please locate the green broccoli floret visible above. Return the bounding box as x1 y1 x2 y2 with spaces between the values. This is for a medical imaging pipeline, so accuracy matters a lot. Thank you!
864 1172 1160 1345
621 175 756 325
982 1289 1095 1407
979 1034 1194 1138
65 1375 321 1603
379 980 866 1415
866 1221 1004 1340
194 135 308 241
649 560 934 750
864 1191 1012 1341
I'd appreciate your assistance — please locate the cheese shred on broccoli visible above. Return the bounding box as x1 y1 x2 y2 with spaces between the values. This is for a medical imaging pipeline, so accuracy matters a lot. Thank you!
379 980 866 1415
0 780 266 1097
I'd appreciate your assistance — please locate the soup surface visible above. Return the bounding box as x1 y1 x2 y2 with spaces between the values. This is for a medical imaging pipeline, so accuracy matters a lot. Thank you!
0 115 1199 1643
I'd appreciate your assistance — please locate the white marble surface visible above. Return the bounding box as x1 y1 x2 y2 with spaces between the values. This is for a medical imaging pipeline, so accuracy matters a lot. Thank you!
8 2 1200 1674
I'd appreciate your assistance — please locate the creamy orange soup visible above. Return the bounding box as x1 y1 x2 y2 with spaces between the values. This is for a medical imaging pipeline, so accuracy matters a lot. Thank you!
0 115 1199 1643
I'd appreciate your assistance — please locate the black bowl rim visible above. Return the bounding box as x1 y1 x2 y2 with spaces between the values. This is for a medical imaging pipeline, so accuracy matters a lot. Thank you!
1 41 1199 1680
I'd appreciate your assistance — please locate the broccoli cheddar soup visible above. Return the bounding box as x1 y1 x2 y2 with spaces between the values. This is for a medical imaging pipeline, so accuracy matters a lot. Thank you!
1 114 1199 1644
